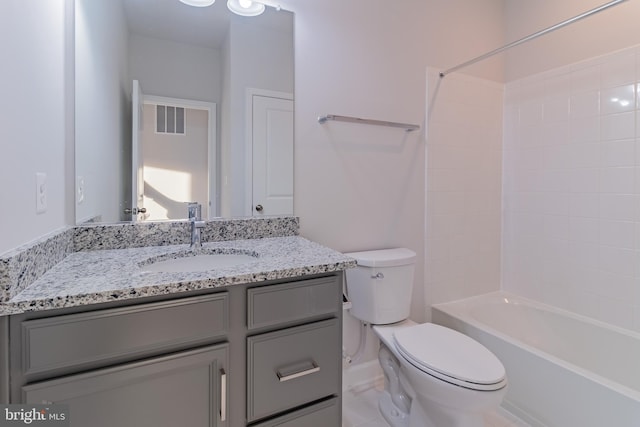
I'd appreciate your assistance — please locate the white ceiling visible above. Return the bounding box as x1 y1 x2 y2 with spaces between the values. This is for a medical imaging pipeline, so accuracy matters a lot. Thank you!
123 0 292 49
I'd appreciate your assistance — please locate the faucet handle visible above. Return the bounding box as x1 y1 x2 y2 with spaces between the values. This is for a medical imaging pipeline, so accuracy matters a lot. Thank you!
187 202 202 220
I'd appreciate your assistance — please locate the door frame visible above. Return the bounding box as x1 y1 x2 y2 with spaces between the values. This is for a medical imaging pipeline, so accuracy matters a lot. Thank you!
131 80 144 222
244 88 294 217
142 95 217 219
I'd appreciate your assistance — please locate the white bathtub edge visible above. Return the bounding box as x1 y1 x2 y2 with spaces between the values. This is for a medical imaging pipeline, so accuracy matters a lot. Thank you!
432 291 640 427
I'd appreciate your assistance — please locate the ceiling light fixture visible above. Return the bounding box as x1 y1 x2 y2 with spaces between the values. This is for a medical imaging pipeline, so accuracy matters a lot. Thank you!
227 0 266 16
179 0 216 7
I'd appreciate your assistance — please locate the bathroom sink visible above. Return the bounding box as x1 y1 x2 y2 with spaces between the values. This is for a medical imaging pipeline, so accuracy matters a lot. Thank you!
141 253 258 273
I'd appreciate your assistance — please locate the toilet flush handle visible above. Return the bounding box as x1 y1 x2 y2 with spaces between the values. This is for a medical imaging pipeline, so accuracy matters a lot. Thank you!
371 272 384 279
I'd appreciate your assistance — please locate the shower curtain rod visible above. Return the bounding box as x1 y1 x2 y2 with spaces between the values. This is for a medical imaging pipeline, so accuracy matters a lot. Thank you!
439 0 629 78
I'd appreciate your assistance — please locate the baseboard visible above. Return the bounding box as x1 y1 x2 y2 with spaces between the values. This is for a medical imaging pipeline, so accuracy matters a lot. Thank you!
501 400 544 427
342 359 383 392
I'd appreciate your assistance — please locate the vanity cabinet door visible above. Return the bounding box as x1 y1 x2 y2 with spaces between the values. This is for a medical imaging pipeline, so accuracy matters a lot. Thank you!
22 344 229 427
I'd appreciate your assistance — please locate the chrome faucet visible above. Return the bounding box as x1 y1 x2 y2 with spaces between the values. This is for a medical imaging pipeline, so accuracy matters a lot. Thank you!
188 202 205 249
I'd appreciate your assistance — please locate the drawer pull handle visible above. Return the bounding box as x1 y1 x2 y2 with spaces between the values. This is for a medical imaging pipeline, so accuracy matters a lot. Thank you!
276 361 320 382
220 368 227 422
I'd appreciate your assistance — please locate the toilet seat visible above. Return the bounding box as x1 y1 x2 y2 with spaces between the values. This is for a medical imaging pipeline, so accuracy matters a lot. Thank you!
393 323 507 391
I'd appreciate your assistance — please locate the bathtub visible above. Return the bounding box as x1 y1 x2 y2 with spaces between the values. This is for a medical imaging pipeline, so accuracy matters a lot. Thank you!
432 292 640 427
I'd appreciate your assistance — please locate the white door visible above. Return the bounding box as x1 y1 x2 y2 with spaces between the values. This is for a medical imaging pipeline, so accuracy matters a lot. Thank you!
251 95 294 216
131 80 145 221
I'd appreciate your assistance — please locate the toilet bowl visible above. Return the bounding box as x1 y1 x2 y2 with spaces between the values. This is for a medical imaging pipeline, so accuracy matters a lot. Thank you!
374 320 506 427
345 249 507 427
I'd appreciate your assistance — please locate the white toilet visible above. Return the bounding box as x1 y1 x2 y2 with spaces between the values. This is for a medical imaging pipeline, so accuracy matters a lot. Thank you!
345 248 507 427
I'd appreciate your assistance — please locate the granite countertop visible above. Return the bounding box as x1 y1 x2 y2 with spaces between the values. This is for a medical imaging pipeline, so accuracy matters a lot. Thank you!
0 236 355 316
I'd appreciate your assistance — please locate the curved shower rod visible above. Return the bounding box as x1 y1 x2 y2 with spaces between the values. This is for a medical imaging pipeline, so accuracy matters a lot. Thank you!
439 0 629 78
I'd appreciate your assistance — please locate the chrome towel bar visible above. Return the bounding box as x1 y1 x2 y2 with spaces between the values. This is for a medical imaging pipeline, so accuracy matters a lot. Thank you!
318 114 420 132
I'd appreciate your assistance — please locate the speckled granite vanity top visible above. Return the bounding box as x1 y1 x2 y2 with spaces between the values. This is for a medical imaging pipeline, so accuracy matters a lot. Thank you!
0 218 355 316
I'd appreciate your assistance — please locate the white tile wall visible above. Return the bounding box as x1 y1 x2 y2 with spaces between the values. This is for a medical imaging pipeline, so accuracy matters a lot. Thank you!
426 69 504 306
503 45 640 333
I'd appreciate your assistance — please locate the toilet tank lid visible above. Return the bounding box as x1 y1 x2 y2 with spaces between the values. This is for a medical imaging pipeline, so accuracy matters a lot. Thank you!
345 248 416 267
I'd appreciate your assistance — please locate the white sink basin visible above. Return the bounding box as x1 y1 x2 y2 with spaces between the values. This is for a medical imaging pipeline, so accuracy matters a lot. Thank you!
141 254 258 273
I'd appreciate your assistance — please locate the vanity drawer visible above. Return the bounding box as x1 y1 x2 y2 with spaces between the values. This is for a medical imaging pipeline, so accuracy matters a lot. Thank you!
247 318 340 422
247 276 340 330
250 397 340 427
21 293 228 377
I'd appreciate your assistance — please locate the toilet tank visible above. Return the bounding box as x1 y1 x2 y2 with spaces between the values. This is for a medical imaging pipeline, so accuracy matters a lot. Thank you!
345 248 416 325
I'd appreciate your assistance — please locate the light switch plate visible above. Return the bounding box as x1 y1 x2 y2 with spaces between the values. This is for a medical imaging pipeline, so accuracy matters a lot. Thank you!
36 172 47 214
77 176 85 204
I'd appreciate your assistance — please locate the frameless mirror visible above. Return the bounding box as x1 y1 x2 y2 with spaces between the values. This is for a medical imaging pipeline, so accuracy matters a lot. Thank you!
74 0 294 224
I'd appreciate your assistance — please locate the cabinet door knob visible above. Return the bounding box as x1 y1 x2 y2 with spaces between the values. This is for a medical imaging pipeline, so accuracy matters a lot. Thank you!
255 204 263 212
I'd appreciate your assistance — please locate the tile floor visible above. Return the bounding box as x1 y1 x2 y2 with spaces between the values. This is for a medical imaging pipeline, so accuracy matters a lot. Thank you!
342 377 530 427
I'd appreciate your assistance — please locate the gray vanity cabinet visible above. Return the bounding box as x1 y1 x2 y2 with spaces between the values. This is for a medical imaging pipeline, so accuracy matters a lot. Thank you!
5 273 343 426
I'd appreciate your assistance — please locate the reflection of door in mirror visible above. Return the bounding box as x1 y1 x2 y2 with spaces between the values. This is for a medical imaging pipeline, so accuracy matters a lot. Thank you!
130 80 145 222
251 92 293 216
137 94 217 221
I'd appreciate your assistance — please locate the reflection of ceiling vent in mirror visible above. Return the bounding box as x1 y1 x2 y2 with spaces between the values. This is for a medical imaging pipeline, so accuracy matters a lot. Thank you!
156 105 185 134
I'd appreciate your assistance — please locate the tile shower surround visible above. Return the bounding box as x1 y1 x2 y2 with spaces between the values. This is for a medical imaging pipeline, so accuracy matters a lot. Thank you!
0 217 299 304
426 69 504 307
503 45 640 333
